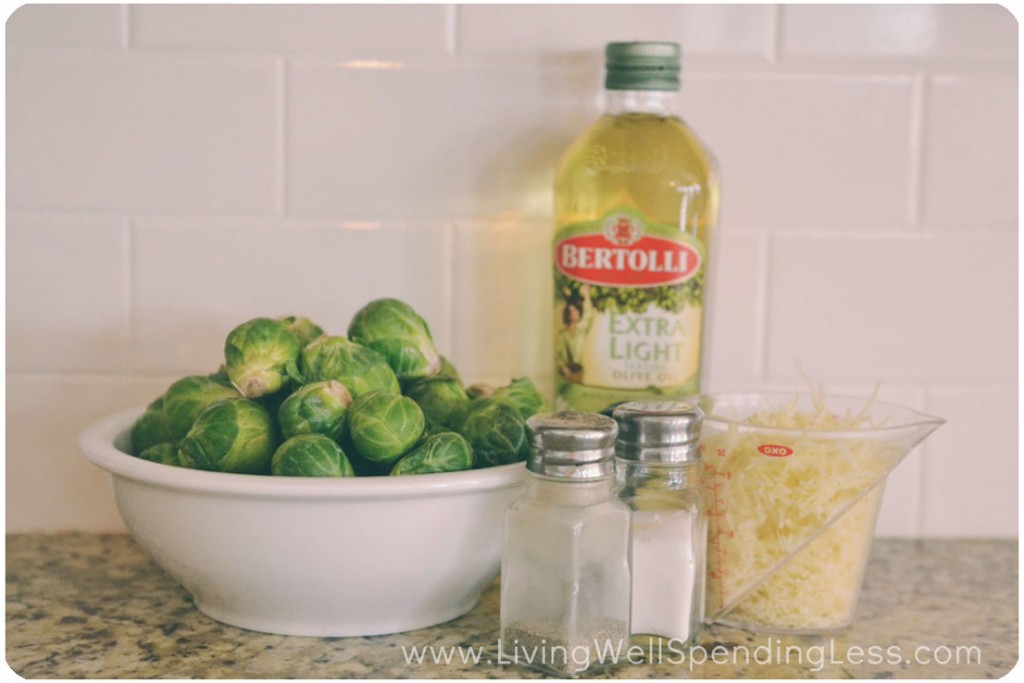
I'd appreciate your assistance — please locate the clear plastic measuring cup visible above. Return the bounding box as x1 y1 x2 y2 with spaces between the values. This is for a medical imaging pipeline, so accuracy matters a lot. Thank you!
696 393 943 633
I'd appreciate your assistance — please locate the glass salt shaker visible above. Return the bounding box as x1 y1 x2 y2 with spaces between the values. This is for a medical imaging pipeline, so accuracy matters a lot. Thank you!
613 401 706 646
500 411 631 677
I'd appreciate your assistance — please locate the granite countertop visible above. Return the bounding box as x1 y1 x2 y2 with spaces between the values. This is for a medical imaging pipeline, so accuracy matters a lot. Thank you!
6 535 1017 679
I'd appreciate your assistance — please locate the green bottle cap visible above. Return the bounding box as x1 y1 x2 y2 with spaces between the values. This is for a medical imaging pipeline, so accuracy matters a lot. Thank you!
604 41 681 91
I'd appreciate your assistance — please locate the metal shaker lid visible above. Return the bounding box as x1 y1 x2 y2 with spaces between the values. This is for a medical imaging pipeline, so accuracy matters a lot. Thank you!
526 411 618 480
612 401 704 463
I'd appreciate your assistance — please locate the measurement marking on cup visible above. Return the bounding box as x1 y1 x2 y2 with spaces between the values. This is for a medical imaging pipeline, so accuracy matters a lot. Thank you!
702 459 732 609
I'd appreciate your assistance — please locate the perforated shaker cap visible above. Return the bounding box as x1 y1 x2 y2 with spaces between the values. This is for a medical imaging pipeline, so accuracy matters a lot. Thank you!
612 401 704 463
526 411 618 480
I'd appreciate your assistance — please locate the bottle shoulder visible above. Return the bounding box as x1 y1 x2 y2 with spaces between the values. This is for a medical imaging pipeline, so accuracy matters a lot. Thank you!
555 113 717 184
562 112 714 152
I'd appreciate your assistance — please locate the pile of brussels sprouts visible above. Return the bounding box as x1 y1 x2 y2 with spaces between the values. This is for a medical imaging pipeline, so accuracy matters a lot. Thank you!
128 299 547 477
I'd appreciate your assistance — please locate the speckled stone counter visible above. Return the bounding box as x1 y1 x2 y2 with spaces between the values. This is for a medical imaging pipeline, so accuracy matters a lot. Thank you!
6 535 1017 678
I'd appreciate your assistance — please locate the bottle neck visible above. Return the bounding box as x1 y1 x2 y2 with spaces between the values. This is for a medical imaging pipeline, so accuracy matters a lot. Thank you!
603 89 677 116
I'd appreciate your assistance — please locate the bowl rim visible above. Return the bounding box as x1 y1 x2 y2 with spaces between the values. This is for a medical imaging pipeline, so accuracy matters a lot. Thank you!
80 407 525 500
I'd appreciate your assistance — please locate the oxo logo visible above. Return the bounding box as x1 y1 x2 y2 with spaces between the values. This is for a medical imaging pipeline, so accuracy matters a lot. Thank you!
757 444 794 458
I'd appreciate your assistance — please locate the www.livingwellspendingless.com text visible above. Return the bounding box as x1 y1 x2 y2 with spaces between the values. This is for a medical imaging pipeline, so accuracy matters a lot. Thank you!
402 636 984 673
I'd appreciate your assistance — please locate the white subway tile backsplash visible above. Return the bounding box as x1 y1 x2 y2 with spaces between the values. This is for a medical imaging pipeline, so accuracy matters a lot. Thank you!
681 75 916 228
702 229 764 383
767 233 1017 383
7 52 277 213
130 218 450 375
451 220 552 393
781 5 1018 64
7 4 123 49
7 214 129 373
6 373 175 533
459 5 774 60
921 75 1017 227
286 62 592 220
131 5 448 56
922 385 1017 537
4 5 1017 536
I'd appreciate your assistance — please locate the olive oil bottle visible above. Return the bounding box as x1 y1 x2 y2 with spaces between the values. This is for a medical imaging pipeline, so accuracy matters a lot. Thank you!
553 42 719 412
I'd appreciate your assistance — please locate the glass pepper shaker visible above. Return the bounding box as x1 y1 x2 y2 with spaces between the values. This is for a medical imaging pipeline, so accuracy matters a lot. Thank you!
500 411 631 677
613 401 706 646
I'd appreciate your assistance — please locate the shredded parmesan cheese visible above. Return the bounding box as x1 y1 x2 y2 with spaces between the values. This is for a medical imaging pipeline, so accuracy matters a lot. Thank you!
702 391 904 631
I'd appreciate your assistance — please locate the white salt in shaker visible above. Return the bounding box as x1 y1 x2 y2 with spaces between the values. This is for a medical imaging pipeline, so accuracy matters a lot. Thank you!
613 401 706 646
500 411 631 677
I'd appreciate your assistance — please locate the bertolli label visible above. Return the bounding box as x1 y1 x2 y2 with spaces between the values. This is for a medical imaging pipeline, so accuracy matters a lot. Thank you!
553 210 706 394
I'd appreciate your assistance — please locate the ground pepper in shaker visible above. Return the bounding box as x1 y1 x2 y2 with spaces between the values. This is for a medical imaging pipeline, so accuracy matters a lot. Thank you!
500 411 631 677
613 401 706 646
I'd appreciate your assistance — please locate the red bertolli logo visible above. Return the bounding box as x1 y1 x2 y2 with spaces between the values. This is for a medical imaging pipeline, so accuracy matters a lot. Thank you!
557 214 701 288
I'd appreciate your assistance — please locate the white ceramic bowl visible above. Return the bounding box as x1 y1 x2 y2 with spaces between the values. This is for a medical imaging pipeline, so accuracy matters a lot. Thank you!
79 407 525 637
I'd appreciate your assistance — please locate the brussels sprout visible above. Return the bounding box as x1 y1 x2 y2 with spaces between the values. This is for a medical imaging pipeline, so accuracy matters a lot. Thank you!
299 336 399 398
163 376 241 442
208 365 233 387
225 317 302 398
347 298 441 381
420 422 451 440
404 377 470 430
278 380 352 441
466 383 495 400
130 398 173 455
178 398 277 474
438 356 462 383
271 434 355 477
458 399 528 467
391 432 474 476
138 443 180 466
278 315 324 347
347 390 425 465
492 377 549 420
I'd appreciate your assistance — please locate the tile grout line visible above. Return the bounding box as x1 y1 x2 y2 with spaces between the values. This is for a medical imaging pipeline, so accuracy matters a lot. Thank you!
122 218 134 375
5 45 1014 79
914 386 933 537
7 371 186 382
119 4 130 50
445 4 459 57
900 384 927 538
275 57 287 217
441 222 456 360
907 73 929 227
7 208 482 229
769 4 783 64
6 209 1016 234
753 232 773 379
